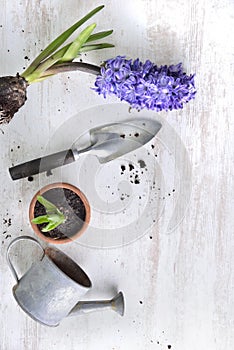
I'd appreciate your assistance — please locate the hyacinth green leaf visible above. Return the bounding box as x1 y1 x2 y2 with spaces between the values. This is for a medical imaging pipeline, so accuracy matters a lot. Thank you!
26 43 74 82
79 43 114 53
36 195 59 213
21 5 104 78
32 74 55 83
87 30 113 42
35 31 113 72
41 221 59 232
32 195 66 232
41 213 65 232
61 23 96 62
47 213 66 224
29 41 78 82
32 213 65 232
41 30 113 66
31 215 50 224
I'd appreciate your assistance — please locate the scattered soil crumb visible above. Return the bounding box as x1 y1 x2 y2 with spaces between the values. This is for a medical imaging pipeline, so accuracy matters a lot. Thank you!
138 159 146 168
134 175 140 184
3 218 11 227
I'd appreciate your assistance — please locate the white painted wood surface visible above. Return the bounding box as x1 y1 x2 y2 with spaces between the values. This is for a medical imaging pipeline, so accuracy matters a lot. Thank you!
0 1 234 349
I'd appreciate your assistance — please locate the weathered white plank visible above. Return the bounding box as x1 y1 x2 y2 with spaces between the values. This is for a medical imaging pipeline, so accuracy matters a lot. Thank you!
0 0 234 349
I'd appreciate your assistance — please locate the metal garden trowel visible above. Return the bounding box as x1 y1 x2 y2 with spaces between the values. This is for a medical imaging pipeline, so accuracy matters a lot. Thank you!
9 118 161 180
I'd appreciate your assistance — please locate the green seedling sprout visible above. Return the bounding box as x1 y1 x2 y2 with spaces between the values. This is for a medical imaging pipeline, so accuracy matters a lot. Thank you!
31 195 66 232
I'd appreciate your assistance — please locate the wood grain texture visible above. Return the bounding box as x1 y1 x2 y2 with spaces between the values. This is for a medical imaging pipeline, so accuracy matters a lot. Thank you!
0 0 233 349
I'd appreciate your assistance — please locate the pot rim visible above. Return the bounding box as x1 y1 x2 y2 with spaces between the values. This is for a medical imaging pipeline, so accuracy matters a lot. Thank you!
29 182 91 244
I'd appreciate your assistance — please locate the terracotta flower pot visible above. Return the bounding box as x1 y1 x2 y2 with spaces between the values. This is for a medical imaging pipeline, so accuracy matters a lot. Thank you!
29 183 90 244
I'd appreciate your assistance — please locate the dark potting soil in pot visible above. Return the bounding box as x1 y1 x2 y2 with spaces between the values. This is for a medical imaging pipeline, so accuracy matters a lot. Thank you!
34 188 86 240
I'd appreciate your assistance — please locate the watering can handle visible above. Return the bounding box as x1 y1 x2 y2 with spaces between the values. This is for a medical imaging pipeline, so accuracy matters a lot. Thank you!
6 235 45 283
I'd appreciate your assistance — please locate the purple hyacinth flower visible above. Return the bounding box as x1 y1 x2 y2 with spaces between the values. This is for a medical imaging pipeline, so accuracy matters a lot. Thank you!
93 56 196 112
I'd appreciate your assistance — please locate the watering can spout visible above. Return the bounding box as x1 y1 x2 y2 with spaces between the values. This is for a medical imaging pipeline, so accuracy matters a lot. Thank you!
111 291 125 316
68 291 125 317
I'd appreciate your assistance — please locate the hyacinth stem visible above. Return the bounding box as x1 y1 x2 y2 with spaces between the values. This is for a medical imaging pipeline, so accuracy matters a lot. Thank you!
41 62 101 78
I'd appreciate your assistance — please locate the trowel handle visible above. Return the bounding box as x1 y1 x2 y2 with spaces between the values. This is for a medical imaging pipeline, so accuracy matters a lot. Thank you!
6 236 45 282
9 149 76 180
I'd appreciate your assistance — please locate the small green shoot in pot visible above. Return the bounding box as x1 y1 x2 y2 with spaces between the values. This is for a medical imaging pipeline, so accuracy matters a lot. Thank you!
31 195 65 232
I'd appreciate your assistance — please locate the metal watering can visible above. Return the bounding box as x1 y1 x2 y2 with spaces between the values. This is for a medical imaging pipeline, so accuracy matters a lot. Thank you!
6 236 124 327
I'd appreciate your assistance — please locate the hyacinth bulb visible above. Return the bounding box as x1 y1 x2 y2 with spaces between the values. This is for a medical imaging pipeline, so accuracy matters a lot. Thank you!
94 56 196 112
